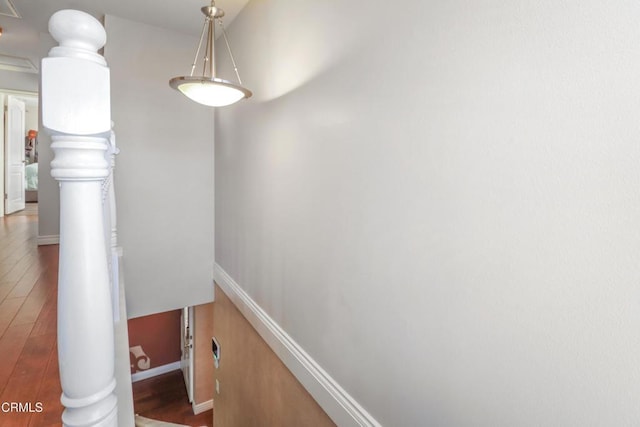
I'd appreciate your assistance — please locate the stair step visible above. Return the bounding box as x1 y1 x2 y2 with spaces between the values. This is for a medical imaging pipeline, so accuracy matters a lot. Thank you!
134 415 191 427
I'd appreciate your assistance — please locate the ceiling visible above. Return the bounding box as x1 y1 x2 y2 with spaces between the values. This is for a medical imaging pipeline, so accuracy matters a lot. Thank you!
0 0 249 74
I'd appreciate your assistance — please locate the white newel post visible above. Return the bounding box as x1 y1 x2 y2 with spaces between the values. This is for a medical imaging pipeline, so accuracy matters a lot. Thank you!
41 10 118 427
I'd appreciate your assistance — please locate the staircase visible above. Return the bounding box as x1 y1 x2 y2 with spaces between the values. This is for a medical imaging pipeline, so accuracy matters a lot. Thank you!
134 415 190 427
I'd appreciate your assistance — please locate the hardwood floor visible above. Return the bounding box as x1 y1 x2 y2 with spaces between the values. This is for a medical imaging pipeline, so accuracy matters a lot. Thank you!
0 204 62 427
0 204 213 427
133 370 213 427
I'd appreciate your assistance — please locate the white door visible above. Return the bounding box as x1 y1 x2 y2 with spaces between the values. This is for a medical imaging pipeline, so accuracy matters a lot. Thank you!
180 306 194 402
5 96 26 214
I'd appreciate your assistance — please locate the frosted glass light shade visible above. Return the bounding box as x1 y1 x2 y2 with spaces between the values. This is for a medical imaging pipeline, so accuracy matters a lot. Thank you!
169 76 252 107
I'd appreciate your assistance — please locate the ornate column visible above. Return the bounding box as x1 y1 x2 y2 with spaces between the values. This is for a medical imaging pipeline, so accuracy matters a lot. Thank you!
41 10 117 427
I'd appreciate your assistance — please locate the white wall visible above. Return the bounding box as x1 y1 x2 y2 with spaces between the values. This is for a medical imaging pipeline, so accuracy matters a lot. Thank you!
0 71 38 93
104 15 215 318
215 1 640 425
37 31 61 239
37 52 59 238
19 96 38 134
36 129 59 237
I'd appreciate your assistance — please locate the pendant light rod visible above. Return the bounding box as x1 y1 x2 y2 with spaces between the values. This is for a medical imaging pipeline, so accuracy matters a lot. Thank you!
203 15 213 77
218 18 243 85
190 18 209 77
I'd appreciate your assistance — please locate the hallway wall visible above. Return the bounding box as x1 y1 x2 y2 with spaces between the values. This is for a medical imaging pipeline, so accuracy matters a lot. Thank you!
215 1 640 426
36 14 215 317
0 70 38 93
34 30 59 240
128 310 181 374
104 15 215 318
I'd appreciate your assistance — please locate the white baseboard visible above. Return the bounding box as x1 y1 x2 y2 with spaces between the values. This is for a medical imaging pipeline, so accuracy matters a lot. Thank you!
214 264 382 427
131 361 181 383
192 399 213 415
37 234 60 246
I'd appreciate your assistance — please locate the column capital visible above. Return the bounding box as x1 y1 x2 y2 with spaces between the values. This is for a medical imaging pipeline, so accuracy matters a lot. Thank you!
48 9 107 65
50 135 110 181
42 10 110 136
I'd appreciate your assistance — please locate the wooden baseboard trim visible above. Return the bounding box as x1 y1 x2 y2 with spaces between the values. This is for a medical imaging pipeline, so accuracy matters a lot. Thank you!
37 235 60 246
214 264 382 427
131 361 181 383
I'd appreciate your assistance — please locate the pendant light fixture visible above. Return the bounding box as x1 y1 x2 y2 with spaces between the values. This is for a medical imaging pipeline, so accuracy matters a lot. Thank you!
169 1 251 107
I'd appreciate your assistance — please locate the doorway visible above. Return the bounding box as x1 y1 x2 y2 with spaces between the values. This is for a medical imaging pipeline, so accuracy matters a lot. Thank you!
0 90 38 217
181 306 195 403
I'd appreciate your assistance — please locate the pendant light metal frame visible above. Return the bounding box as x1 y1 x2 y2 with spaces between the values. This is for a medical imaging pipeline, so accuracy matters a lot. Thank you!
169 1 252 107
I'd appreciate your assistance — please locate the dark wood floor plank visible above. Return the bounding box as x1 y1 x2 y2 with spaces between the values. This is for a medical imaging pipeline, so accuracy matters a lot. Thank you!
0 297 26 337
0 372 46 427
30 289 57 338
28 344 62 427
0 252 35 284
12 332 56 378
132 370 213 427
10 278 51 327
0 280 17 304
6 261 43 299
0 295 45 424
0 207 63 427
0 323 35 396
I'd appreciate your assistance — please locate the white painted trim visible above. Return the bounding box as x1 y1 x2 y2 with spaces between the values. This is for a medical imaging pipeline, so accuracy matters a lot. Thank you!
131 361 181 383
114 250 135 426
192 399 213 415
37 234 60 246
214 264 382 427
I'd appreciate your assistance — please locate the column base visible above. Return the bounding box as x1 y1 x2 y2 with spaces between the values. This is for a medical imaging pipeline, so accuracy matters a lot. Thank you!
61 379 118 427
